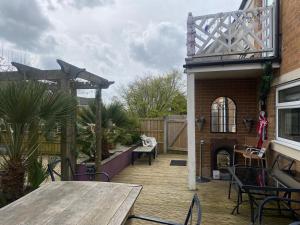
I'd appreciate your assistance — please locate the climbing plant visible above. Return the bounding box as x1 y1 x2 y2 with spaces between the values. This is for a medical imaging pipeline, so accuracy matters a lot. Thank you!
259 62 273 109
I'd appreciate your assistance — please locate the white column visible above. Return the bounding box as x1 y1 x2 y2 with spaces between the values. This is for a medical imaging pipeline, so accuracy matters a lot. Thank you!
187 73 196 190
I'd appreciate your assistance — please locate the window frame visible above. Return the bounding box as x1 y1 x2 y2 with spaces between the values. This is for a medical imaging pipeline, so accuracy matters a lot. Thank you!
276 80 300 148
210 97 237 133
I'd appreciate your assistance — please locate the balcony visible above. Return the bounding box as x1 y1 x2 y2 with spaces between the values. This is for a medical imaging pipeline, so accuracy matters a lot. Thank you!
185 4 279 68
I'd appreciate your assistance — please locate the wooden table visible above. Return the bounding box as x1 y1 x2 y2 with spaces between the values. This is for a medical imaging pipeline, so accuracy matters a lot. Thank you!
0 181 142 225
131 146 156 165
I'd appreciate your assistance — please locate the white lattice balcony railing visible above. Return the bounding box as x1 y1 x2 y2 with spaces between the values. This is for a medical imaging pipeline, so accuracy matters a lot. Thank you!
186 5 277 60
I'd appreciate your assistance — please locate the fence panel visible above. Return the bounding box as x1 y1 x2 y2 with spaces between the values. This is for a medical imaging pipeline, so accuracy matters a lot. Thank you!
140 118 164 153
140 115 187 153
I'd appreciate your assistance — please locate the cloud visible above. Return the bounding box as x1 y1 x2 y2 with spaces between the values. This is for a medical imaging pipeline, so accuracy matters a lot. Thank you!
70 0 114 9
0 0 52 51
46 0 114 10
128 22 185 70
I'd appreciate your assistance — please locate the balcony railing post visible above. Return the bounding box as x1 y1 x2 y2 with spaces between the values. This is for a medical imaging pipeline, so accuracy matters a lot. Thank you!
187 12 196 57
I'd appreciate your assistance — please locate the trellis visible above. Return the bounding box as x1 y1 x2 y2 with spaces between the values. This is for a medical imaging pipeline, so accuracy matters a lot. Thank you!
0 59 114 180
187 5 275 59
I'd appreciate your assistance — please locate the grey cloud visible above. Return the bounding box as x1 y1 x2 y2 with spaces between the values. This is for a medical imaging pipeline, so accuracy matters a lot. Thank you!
51 0 114 10
70 0 114 9
128 22 185 70
0 0 52 51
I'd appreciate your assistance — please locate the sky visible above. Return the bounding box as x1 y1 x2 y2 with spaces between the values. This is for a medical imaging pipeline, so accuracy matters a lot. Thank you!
0 0 242 101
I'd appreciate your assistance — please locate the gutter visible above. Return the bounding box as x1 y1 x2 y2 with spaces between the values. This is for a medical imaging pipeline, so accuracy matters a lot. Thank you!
183 56 281 69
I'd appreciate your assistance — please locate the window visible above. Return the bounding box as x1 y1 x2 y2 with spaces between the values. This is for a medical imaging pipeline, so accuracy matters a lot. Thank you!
276 81 300 147
211 97 236 133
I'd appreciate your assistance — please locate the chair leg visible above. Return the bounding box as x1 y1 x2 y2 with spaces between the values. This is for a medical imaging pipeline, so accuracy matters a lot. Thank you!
228 178 232 199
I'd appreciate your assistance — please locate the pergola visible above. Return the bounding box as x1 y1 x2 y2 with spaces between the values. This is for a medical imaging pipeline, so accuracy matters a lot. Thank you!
0 59 114 180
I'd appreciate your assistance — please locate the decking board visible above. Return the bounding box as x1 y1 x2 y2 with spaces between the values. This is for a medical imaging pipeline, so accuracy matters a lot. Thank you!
113 154 293 225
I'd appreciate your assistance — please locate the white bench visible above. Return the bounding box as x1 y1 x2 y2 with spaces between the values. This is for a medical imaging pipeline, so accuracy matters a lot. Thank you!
131 135 158 165
132 146 156 165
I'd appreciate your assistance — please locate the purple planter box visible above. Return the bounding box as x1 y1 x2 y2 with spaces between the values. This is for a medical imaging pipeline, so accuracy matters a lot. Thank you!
75 145 137 181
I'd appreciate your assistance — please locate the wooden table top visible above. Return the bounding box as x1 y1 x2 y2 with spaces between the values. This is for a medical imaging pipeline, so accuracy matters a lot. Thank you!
0 181 142 225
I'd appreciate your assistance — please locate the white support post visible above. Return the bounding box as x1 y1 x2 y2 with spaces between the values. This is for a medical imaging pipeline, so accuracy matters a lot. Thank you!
187 73 196 190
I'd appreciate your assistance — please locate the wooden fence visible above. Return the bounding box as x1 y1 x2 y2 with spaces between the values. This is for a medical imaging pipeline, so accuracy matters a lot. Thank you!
140 115 187 153
1 115 187 156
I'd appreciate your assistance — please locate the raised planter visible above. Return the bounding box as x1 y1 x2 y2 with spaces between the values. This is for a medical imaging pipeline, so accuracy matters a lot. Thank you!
75 145 138 181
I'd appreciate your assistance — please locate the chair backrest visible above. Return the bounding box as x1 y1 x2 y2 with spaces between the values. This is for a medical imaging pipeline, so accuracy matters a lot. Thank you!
184 194 202 225
47 158 62 181
258 148 266 158
47 158 110 182
47 158 75 181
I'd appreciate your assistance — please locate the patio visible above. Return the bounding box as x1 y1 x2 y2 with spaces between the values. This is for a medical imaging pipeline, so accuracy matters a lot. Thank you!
113 154 292 225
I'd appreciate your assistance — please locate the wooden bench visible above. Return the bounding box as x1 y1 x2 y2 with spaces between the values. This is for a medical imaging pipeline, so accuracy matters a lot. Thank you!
132 146 156 166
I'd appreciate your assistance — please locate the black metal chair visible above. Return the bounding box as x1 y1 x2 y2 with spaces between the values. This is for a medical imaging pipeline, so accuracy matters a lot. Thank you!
258 196 300 225
127 194 201 225
47 158 110 182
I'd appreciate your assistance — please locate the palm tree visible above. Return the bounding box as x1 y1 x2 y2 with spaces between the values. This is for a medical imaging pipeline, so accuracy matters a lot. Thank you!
0 81 76 201
77 100 139 161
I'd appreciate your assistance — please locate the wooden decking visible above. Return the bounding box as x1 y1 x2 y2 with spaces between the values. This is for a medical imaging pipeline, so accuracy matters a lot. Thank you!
113 154 293 225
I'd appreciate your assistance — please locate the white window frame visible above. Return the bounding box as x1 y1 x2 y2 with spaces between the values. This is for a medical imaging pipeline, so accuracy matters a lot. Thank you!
276 80 300 148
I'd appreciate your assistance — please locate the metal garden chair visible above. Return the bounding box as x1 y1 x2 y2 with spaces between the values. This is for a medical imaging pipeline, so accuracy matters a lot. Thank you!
258 196 300 225
127 194 201 225
47 158 110 182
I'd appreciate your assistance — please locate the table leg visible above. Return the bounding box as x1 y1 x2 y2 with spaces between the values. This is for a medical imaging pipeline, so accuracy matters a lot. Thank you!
248 193 256 224
131 152 134 165
148 153 151 165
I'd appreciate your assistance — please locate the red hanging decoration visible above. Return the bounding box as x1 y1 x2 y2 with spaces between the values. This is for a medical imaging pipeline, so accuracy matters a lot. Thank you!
256 111 268 149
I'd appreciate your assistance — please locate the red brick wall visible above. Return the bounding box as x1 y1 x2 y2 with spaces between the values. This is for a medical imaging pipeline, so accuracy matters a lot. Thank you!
195 78 259 177
278 0 300 75
266 0 300 168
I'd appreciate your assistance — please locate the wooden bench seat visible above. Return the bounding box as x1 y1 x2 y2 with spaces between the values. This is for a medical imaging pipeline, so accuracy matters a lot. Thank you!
132 146 156 166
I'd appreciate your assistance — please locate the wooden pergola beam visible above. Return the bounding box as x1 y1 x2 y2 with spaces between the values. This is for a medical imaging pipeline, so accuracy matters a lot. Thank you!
57 59 114 89
74 81 99 89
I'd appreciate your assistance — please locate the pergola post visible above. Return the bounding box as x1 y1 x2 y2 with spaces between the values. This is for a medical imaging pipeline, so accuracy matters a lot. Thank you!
95 88 102 181
60 79 72 180
69 82 77 172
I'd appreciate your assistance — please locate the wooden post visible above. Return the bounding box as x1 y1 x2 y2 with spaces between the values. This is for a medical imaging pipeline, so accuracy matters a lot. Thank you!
60 79 71 180
163 116 168 154
95 88 102 181
69 83 77 172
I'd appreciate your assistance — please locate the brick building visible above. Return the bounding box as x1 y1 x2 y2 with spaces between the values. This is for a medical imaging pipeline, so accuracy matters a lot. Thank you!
184 0 300 189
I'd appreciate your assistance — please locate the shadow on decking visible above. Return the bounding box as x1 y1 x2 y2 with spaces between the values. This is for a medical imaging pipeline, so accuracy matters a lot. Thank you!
113 154 293 225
